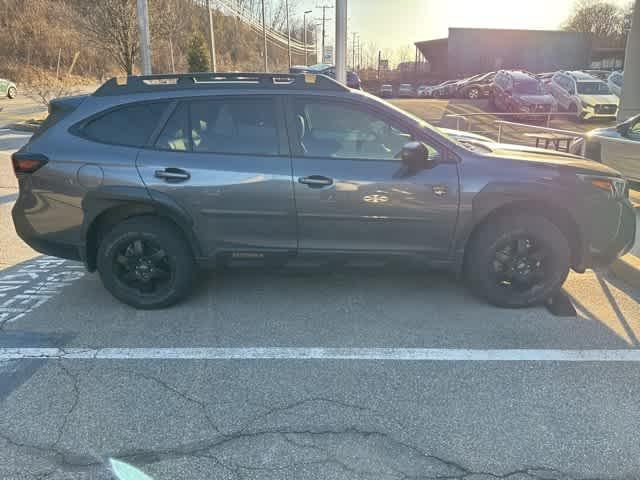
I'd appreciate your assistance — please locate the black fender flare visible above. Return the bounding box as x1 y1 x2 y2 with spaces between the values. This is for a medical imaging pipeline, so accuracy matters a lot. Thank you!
452 181 586 273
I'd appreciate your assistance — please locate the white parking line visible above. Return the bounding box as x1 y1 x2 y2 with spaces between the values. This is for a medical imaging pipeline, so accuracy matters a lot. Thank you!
2 347 640 362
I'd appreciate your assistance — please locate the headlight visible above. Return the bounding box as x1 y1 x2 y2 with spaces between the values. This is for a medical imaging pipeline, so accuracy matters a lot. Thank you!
580 99 594 108
577 174 626 199
519 105 531 112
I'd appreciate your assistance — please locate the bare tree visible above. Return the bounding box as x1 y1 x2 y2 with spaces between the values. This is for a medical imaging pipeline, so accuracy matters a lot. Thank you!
563 0 627 42
75 0 139 75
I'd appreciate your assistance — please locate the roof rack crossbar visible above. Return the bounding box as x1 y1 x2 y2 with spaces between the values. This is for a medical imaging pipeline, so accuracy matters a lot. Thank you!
94 72 348 96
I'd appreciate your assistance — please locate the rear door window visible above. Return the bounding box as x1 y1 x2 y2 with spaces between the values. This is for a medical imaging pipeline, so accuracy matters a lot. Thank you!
82 102 167 147
190 97 280 155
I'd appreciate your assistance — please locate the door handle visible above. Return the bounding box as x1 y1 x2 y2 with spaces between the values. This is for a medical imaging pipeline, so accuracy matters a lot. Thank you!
155 168 190 182
298 175 333 187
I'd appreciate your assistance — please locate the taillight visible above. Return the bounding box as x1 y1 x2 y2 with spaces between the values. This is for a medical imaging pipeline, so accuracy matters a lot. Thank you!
12 153 49 175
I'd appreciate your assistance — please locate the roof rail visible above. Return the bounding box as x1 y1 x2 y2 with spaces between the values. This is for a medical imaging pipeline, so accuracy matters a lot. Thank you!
94 72 349 96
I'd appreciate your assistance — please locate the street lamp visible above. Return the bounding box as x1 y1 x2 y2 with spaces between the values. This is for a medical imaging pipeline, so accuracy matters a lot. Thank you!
304 10 312 66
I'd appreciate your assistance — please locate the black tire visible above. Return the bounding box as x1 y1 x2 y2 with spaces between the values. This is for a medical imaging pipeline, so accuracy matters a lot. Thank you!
488 93 496 109
97 216 195 309
465 214 570 308
7 87 16 99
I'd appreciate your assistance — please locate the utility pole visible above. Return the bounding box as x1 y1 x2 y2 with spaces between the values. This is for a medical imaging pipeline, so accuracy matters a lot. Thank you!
261 0 268 72
136 0 152 75
208 0 217 72
304 10 312 66
351 32 357 70
335 0 347 83
618 0 640 120
314 24 320 63
316 5 333 63
377 50 381 80
285 0 292 69
169 37 176 73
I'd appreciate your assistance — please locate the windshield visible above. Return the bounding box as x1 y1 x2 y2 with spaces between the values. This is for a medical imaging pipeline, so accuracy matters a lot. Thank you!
577 81 611 94
514 79 544 94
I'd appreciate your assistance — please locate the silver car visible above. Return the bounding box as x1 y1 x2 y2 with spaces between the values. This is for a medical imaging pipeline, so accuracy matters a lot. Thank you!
573 114 640 183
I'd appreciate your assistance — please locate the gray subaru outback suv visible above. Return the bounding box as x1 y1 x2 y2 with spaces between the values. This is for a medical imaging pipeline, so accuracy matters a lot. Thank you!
12 73 636 309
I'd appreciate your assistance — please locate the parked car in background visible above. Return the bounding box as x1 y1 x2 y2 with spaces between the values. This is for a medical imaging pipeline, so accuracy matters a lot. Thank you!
417 85 433 98
607 71 623 97
581 70 611 81
291 64 363 89
456 71 495 99
431 79 459 98
379 84 394 98
571 113 640 183
0 78 17 99
490 70 556 120
550 71 618 121
12 72 636 310
398 84 415 98
536 72 556 92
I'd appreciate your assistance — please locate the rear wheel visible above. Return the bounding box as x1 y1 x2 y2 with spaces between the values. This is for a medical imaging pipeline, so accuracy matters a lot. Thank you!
97 217 195 309
467 87 481 100
7 87 16 99
465 214 570 308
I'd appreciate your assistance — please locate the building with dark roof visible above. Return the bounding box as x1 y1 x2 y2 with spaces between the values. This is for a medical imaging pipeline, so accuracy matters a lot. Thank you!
415 28 623 79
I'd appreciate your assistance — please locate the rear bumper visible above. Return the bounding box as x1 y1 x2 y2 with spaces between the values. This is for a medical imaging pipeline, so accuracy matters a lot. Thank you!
11 191 83 262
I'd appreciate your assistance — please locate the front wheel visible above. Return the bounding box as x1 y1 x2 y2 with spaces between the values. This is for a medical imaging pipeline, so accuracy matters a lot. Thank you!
97 217 196 309
7 87 16 99
465 214 570 308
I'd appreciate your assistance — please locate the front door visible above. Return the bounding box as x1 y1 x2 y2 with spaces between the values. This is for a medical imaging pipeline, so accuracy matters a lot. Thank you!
287 97 459 259
137 95 297 258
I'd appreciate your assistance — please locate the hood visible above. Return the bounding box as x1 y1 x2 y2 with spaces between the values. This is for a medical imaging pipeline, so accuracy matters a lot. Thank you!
578 94 619 106
478 143 623 177
513 93 555 104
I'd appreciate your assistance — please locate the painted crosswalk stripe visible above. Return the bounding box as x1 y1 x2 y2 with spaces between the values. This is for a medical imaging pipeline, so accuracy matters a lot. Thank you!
2 347 640 362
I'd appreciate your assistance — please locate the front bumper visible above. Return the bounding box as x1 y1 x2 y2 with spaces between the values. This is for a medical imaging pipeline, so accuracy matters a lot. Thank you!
580 105 618 120
584 199 636 269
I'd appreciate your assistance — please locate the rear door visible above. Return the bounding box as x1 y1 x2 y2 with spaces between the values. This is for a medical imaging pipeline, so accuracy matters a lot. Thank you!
286 96 459 258
136 95 297 258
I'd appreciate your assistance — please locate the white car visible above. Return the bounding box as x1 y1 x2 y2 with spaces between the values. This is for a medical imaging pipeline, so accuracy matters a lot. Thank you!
417 85 432 98
607 71 623 98
397 84 414 98
549 71 619 121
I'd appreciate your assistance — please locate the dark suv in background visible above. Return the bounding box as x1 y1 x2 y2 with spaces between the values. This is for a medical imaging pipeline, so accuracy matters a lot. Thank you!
491 70 556 119
12 73 635 309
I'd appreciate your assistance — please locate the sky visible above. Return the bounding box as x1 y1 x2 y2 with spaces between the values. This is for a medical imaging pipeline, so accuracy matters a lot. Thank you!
294 0 631 52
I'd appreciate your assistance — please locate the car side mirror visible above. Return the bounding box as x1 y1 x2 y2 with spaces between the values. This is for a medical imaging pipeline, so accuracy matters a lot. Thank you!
401 141 431 173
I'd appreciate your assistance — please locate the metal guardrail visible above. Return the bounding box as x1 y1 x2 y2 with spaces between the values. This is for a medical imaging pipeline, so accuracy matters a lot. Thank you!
443 112 587 156
445 112 577 130
493 120 587 156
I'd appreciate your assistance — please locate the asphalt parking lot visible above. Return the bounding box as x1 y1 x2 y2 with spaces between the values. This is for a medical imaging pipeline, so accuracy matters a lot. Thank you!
1 98 640 480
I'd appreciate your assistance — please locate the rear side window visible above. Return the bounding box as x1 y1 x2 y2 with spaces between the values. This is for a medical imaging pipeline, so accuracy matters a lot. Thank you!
154 97 280 155
82 102 167 147
191 98 279 155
